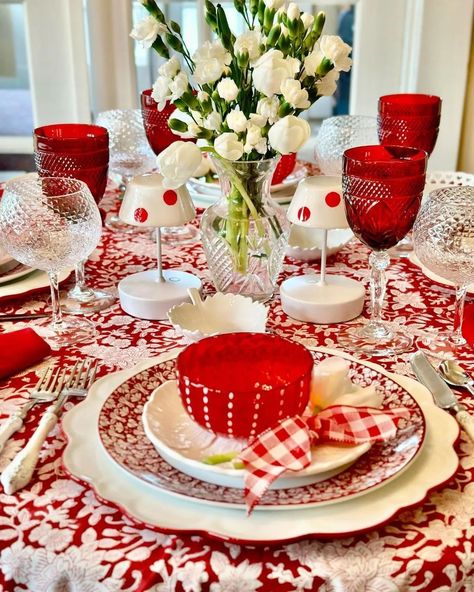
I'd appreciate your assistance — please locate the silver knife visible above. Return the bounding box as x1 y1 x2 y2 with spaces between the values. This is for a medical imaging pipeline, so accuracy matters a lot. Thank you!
411 351 474 442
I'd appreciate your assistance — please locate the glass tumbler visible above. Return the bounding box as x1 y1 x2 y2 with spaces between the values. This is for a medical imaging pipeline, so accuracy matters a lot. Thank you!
0 176 102 348
315 115 378 176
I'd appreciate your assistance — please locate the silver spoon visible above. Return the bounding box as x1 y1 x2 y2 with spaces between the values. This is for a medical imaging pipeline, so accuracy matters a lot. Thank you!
439 360 474 396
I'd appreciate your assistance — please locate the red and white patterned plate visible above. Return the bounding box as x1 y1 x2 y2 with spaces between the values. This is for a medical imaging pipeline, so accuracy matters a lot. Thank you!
98 350 426 510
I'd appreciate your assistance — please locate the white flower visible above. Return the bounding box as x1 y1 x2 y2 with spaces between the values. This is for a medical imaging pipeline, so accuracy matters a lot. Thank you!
203 111 223 131
226 109 248 133
234 30 264 63
304 47 324 77
280 23 290 37
320 35 352 72
281 78 310 109
193 156 212 177
214 133 244 160
130 16 165 49
168 71 188 101
264 0 286 9
301 12 314 29
256 96 280 125
268 115 311 154
244 124 267 155
216 78 239 102
316 69 340 96
248 113 267 127
157 141 203 188
287 2 300 20
193 40 232 84
253 49 300 97
187 122 202 137
197 90 210 103
158 55 180 78
151 75 172 110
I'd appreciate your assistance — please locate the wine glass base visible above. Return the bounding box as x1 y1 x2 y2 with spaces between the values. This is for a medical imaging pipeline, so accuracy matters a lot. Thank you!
337 324 413 356
416 333 468 360
62 288 116 315
105 214 148 234
34 316 96 350
159 225 200 245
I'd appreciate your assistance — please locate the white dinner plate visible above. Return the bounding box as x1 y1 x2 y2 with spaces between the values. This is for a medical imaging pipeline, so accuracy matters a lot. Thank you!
408 252 474 294
62 347 459 544
142 380 370 490
0 267 73 301
0 262 35 285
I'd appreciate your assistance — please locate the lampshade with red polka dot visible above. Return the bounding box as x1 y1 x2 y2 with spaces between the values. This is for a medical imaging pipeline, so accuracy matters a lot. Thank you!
119 173 195 227
286 176 348 229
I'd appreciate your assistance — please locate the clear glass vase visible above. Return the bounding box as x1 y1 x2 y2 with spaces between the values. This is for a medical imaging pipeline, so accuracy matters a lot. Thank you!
200 157 290 302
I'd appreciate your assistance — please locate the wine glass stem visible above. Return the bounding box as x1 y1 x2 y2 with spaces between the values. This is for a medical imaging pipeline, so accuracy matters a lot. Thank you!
368 250 390 331
48 271 63 328
452 284 468 346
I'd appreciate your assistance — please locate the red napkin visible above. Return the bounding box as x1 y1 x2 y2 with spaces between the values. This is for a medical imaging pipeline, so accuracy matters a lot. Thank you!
463 302 474 347
0 328 51 380
238 405 410 514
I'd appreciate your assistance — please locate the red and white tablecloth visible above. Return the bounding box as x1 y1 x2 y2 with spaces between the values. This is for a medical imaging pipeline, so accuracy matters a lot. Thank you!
0 182 474 591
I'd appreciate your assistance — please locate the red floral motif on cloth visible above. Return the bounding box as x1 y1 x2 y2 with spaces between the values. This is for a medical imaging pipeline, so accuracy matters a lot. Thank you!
0 173 473 591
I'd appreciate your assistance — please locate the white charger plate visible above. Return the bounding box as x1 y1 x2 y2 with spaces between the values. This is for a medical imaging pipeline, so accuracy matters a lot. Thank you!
0 262 35 285
0 267 73 301
408 252 474 294
142 380 370 489
62 347 459 543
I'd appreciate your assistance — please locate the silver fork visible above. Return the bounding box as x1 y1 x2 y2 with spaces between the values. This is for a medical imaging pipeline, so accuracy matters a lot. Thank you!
0 363 94 455
0 366 64 455
1 360 98 495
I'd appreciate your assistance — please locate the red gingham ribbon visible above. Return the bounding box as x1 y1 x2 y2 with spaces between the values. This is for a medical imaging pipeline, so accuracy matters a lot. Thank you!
238 405 410 514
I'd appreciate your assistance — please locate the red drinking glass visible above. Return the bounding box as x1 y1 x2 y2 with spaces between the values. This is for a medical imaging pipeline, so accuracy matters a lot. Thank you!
176 332 314 440
338 145 427 356
377 94 442 156
33 123 114 315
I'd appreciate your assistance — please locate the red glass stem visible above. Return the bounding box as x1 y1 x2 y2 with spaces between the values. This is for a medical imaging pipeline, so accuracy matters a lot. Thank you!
453 284 468 346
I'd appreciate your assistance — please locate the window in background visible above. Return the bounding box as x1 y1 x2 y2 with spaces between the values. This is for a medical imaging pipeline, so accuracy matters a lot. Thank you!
0 3 33 137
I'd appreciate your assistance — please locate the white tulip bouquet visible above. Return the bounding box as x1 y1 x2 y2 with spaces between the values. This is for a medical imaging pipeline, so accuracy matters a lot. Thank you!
131 0 351 281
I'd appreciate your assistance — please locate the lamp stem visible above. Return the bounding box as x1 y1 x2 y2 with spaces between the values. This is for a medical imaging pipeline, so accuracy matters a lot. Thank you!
319 229 328 286
155 227 165 283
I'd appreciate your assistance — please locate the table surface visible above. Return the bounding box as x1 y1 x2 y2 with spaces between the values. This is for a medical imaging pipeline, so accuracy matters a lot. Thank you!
1 180 474 592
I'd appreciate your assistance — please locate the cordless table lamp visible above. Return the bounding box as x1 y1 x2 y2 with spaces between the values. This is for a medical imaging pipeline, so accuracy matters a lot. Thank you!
117 173 201 319
280 176 365 323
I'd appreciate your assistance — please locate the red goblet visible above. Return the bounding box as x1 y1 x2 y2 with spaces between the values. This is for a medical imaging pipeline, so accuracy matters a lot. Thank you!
338 145 427 356
34 123 115 315
140 89 199 244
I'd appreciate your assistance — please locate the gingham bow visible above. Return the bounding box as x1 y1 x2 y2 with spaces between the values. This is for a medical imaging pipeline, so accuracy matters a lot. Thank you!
238 405 410 514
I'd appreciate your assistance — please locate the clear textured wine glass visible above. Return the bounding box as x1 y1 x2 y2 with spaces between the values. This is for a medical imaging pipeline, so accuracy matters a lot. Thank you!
413 186 474 358
96 109 155 232
0 176 102 349
314 116 378 176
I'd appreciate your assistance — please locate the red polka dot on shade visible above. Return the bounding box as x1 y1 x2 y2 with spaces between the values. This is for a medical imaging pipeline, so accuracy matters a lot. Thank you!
134 207 148 223
297 206 311 222
163 190 178 206
325 192 341 208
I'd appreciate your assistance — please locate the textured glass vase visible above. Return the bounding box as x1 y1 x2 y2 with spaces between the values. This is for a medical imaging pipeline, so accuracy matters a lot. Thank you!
200 157 290 302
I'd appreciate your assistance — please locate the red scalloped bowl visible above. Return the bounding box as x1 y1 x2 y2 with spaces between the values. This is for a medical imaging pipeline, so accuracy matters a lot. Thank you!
272 153 297 185
176 332 314 440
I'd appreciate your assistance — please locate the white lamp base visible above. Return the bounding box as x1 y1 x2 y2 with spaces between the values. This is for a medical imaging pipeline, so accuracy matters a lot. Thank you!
280 274 365 324
118 269 202 320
